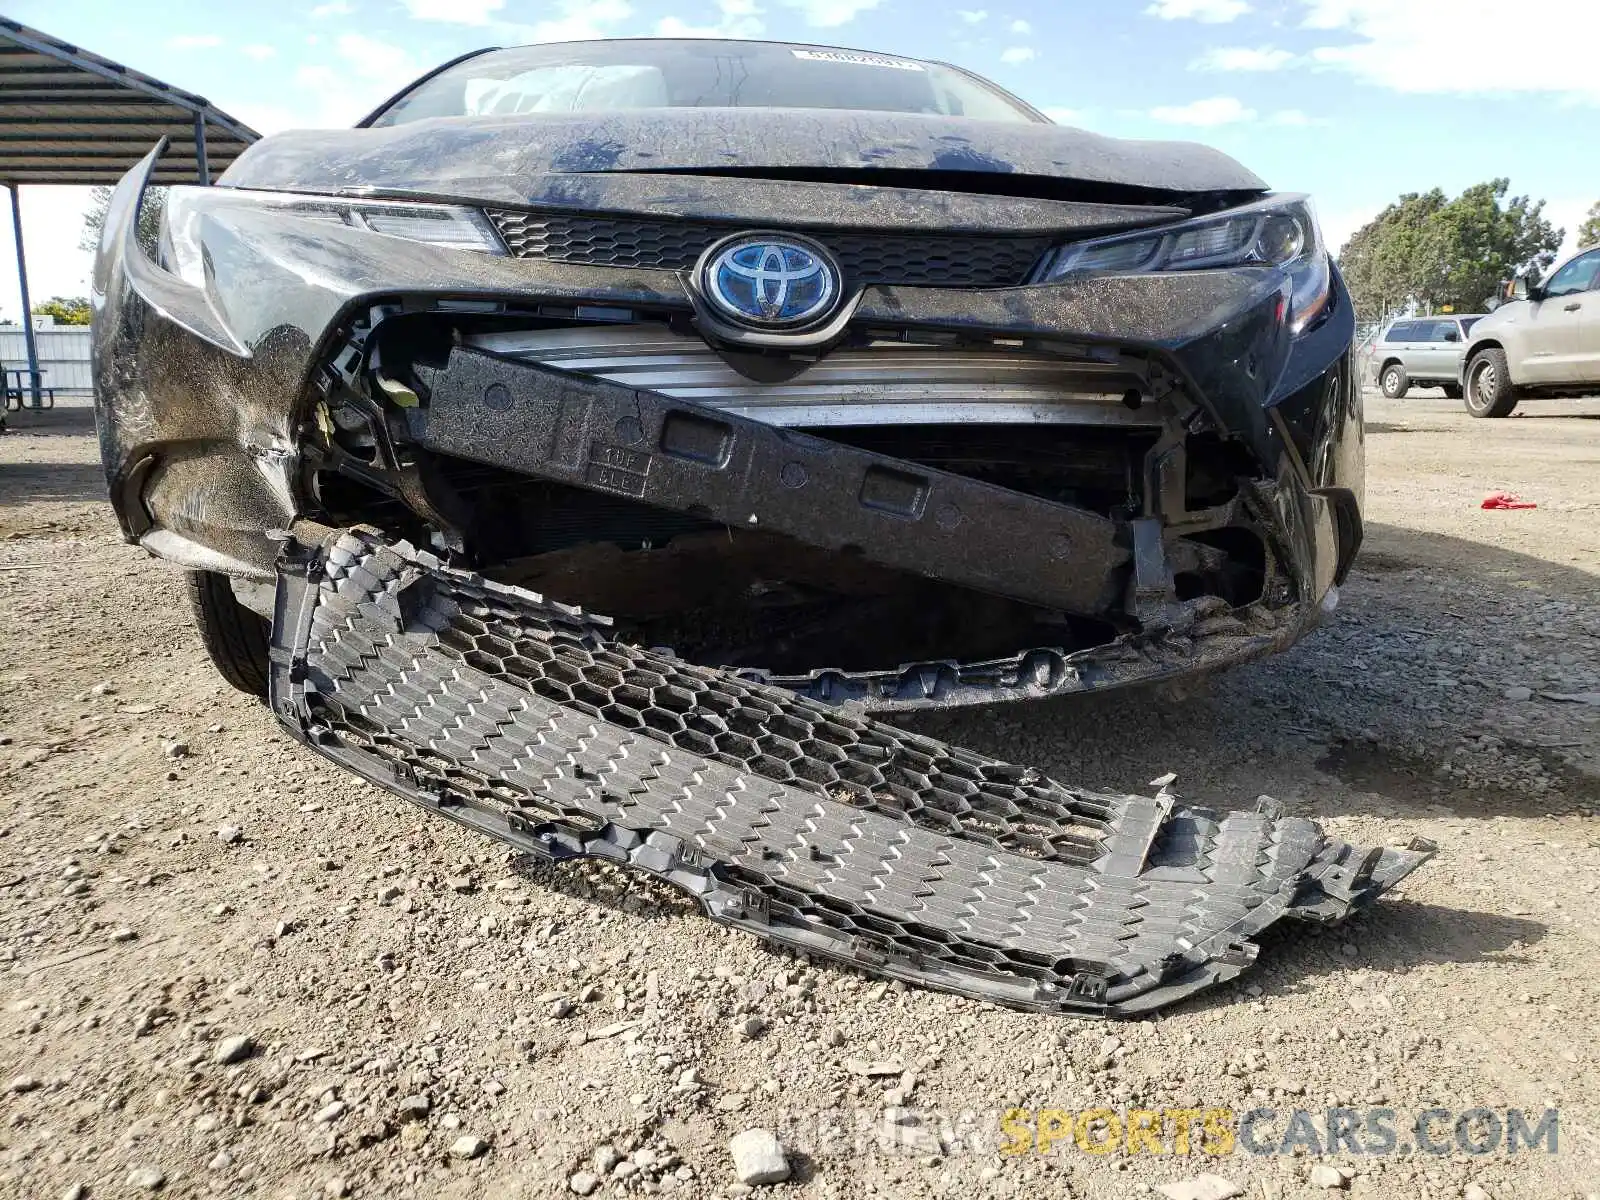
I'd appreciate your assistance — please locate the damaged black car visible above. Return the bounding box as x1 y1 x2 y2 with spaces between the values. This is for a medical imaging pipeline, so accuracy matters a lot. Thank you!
92 37 1424 1016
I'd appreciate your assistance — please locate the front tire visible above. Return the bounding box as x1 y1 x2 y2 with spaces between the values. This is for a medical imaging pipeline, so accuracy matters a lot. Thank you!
1380 364 1409 399
1464 349 1517 418
186 570 270 698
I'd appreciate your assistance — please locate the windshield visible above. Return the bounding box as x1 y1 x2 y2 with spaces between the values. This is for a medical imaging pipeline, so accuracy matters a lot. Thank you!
370 40 1042 126
1460 316 1481 333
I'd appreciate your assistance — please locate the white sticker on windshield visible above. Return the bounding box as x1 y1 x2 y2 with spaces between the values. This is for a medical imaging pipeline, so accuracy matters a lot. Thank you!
791 48 926 71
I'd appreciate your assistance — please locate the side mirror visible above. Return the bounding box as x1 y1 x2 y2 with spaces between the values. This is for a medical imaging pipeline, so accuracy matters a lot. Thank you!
1511 272 1542 302
1443 329 1459 342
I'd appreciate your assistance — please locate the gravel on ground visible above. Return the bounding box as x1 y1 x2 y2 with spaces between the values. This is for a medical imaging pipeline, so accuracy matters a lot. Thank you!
1 395 1596 1198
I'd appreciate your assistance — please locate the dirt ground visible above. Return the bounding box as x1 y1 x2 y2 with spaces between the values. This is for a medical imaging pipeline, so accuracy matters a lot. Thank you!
1 392 1597 1200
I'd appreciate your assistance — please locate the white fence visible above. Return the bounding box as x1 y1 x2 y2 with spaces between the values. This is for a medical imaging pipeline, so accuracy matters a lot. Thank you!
1 325 93 395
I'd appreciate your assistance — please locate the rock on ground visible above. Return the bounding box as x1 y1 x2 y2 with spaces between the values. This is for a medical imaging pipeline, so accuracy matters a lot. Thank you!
1156 1175 1244 1200
212 1033 254 1064
1309 1163 1349 1189
728 1129 790 1185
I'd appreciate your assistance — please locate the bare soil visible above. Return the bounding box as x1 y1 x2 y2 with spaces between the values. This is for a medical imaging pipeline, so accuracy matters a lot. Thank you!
1 394 1597 1200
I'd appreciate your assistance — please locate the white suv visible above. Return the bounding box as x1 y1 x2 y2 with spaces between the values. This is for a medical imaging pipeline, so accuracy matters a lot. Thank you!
1460 245 1600 417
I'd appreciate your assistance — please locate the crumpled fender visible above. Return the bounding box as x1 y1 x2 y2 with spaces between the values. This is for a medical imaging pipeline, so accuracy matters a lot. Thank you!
91 142 296 578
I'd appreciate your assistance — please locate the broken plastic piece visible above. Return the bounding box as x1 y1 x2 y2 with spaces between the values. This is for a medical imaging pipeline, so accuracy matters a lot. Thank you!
1481 491 1536 510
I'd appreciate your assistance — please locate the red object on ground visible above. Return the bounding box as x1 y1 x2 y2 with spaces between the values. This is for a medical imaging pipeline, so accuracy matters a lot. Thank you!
1481 491 1537 510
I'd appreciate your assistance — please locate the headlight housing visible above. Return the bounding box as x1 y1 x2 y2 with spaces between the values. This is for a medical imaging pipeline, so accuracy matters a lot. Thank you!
1036 194 1331 334
158 187 505 288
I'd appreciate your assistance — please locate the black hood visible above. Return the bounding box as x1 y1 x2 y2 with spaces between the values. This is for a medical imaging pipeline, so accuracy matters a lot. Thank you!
220 108 1267 202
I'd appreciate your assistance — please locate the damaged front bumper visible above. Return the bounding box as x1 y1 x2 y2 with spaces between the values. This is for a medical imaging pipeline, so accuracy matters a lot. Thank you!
272 526 1430 1016
92 145 1365 712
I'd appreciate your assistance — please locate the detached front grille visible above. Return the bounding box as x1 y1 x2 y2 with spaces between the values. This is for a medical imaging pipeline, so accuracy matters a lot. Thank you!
484 209 1051 288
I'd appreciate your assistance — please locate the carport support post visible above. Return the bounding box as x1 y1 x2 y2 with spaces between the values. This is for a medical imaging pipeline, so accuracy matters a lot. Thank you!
7 183 41 407
194 112 209 185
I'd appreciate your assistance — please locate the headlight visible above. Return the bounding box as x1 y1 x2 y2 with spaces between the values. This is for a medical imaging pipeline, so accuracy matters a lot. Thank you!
158 187 505 288
1036 195 1331 334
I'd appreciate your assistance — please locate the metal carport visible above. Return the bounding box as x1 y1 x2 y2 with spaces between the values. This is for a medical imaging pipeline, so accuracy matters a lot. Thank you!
1 17 258 408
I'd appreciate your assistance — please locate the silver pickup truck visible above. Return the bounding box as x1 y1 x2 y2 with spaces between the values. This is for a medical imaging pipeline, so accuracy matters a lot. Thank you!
1461 245 1600 417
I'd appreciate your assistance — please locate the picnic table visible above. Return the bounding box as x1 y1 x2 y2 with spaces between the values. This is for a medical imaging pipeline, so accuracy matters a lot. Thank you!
4 366 56 411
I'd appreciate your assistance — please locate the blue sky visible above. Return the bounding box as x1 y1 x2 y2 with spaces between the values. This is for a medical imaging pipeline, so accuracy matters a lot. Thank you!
4 0 1597 319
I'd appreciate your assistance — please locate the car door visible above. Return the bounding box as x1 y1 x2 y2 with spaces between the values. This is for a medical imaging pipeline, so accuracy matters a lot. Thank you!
1412 319 1458 379
1378 321 1418 382
1433 318 1471 380
1571 263 1600 382
1518 250 1600 383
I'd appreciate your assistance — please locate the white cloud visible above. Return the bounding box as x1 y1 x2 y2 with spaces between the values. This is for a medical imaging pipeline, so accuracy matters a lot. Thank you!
657 0 764 38
1300 0 1360 29
1009 17 1031 32
336 32 416 80
1268 108 1320 125
1000 46 1035 63
1192 45 1295 71
957 8 988 22
402 0 504 22
242 44 278 61
1149 95 1256 125
1302 0 1600 104
1146 0 1251 22
778 0 882 26
512 0 636 41
169 34 224 49
309 0 353 16
283 34 421 127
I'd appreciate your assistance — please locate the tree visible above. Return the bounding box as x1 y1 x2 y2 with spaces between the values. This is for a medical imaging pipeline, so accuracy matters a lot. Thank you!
78 184 166 256
1579 201 1600 249
1336 180 1564 319
1416 180 1561 311
77 185 114 254
31 296 92 325
1336 190 1445 321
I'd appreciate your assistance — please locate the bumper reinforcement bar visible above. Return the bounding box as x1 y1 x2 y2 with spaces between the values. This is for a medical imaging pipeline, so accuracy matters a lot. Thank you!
415 347 1128 618
268 527 1431 1016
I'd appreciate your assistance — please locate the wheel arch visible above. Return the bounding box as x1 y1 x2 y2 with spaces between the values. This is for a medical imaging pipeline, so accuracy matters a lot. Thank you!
1462 338 1512 386
1464 338 1506 366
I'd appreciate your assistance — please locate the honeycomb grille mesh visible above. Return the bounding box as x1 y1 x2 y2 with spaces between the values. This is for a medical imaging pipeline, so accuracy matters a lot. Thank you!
484 209 1051 287
272 530 1429 1015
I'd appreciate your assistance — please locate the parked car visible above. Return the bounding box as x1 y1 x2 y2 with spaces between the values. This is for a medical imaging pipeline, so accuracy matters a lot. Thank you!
90 38 1419 1016
1370 314 1484 399
95 35 1360 711
1460 245 1600 417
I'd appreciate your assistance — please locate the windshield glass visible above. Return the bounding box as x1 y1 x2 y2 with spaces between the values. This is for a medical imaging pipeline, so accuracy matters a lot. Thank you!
371 40 1041 126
